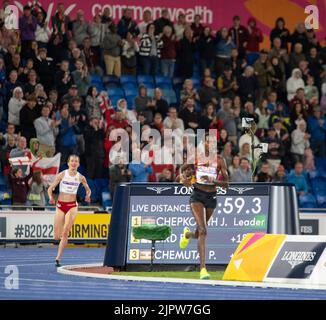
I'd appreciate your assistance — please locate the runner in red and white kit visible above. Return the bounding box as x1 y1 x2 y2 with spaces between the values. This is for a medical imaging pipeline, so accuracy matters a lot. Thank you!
47 155 91 267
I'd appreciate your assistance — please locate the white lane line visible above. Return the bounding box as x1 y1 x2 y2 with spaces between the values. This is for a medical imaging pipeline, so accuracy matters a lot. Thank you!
57 263 326 291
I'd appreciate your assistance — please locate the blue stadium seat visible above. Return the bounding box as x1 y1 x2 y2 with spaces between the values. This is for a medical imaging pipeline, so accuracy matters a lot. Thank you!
309 169 326 179
105 82 120 89
147 88 155 97
124 88 138 97
246 52 260 66
120 75 137 84
91 74 102 84
122 82 138 90
107 87 125 96
110 95 124 107
102 191 113 208
137 75 154 85
317 195 326 208
316 157 326 170
191 77 201 88
299 194 317 208
157 82 173 90
126 97 135 110
163 89 177 104
155 75 172 86
310 177 326 194
102 75 120 84
0 174 6 186
173 77 184 87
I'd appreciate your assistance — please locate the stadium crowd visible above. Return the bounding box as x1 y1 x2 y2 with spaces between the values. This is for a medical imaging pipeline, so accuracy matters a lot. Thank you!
0 1 325 207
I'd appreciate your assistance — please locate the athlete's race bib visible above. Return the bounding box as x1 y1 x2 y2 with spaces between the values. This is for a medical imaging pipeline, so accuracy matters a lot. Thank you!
196 165 217 185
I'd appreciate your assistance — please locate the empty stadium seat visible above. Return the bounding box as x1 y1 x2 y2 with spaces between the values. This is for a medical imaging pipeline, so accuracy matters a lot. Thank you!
299 194 317 208
124 88 138 97
310 177 326 194
246 52 260 66
103 75 120 84
120 75 137 84
107 87 124 96
137 75 154 85
122 82 138 90
317 195 326 208
155 75 172 86
91 74 102 84
101 191 113 208
110 95 124 107
126 97 135 109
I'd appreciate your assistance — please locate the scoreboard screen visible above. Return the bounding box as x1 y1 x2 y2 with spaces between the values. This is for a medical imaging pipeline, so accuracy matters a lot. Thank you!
126 184 270 265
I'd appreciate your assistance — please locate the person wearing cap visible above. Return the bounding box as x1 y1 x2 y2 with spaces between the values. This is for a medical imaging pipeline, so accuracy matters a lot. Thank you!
253 49 275 104
308 107 326 157
19 5 37 57
61 84 79 108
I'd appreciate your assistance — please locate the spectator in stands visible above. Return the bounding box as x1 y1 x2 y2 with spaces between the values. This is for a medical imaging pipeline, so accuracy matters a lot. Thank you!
8 86 25 131
253 49 274 103
308 107 326 157
85 86 102 120
215 27 236 76
239 142 252 162
270 17 290 51
51 2 70 37
9 136 31 176
116 98 137 124
198 76 219 108
289 43 306 71
117 8 138 39
307 47 323 84
55 60 73 99
197 26 215 74
128 147 153 182
179 97 200 130
9 167 33 206
71 10 89 47
138 23 163 76
72 59 91 97
256 162 272 182
47 23 69 66
305 75 319 103
221 142 234 168
191 14 204 39
177 28 195 78
272 164 286 183
1 134 16 178
35 11 51 48
163 106 184 132
23 69 39 98
154 9 173 35
229 15 249 59
152 88 169 119
199 102 215 131
291 119 310 164
82 37 102 75
89 14 106 55
102 24 122 77
246 17 263 53
238 66 257 104
109 155 131 196
291 23 308 52
61 84 79 108
286 68 305 102
231 157 252 182
180 79 198 103
138 10 152 37
28 170 47 209
57 103 78 163
217 66 238 99
287 161 309 196
290 101 307 131
101 7 113 26
217 97 237 145
84 117 105 179
160 25 177 78
255 99 270 133
158 167 174 182
120 32 139 76
135 84 155 124
34 48 54 93
174 13 188 40
20 94 38 145
0 123 17 146
228 154 240 177
19 5 37 57
304 148 316 172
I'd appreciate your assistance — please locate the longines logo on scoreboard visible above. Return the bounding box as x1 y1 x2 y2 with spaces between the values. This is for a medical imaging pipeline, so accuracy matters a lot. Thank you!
267 242 326 279
132 184 269 196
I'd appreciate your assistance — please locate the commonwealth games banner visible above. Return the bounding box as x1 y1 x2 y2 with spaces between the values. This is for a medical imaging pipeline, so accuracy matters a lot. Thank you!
223 233 326 285
0 212 110 242
11 0 326 43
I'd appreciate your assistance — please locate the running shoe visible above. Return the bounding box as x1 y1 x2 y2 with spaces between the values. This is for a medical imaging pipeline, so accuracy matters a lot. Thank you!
55 260 61 267
179 227 190 249
200 267 210 280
